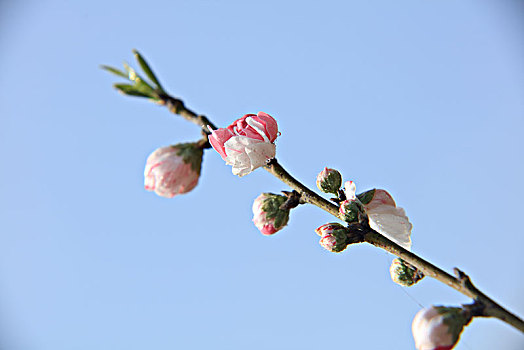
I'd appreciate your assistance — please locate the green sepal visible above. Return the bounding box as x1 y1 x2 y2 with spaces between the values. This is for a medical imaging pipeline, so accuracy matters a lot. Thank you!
133 49 164 92
357 189 376 205
260 193 290 230
273 209 290 229
329 230 349 252
340 200 361 223
318 169 342 194
174 143 204 175
438 307 470 343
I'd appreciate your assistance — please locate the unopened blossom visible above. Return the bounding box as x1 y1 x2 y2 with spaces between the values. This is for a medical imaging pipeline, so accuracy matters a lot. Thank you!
316 167 342 194
338 181 362 223
144 143 203 198
315 223 346 237
252 193 290 235
339 199 362 223
209 112 279 177
319 232 348 253
315 223 349 252
360 188 413 250
412 306 471 350
390 258 424 287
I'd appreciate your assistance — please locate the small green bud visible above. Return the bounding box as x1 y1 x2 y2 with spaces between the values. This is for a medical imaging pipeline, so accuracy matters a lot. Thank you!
390 258 424 287
253 193 290 235
338 199 364 223
316 167 342 194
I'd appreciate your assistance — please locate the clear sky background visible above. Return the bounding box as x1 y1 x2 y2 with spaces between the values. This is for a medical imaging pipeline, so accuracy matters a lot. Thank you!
1 1 523 349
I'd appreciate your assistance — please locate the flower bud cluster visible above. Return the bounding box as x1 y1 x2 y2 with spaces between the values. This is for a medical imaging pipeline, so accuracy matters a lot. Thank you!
252 193 290 235
315 223 350 253
316 166 414 251
412 306 472 350
389 258 424 287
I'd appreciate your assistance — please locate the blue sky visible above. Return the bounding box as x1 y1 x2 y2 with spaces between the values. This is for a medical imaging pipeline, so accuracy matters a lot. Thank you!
1 1 523 349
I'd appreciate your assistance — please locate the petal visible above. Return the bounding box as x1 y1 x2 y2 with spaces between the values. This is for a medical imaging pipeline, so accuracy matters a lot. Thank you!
223 137 253 177
244 141 276 169
209 128 235 159
368 209 412 250
255 112 279 142
232 115 263 140
344 181 356 200
223 136 276 177
245 116 270 142
366 189 396 210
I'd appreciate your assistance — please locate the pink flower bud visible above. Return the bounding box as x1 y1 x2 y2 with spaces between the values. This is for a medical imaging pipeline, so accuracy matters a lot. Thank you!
144 143 203 198
412 306 471 350
319 233 348 253
338 181 365 223
316 167 342 194
363 189 412 250
208 112 279 177
315 223 349 252
252 193 290 235
315 223 346 236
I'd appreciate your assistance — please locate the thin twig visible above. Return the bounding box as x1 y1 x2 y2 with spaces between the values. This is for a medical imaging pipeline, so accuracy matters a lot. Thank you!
157 93 217 148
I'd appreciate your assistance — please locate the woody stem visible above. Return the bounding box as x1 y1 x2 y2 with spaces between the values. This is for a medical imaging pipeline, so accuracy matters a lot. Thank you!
158 91 524 333
264 158 524 333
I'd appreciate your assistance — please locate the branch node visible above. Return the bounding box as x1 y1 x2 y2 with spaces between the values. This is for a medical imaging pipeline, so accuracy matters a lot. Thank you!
346 222 366 244
266 157 277 166
280 190 302 210
462 299 486 319
454 268 478 293
454 268 469 283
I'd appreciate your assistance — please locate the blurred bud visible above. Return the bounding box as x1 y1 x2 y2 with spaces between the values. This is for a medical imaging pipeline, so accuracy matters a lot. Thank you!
252 193 290 235
144 143 203 198
390 258 424 287
315 223 349 252
412 306 472 350
316 167 342 194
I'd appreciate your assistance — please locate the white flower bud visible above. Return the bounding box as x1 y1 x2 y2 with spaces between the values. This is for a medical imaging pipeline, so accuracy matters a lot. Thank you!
412 306 471 350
